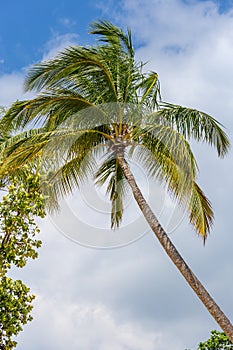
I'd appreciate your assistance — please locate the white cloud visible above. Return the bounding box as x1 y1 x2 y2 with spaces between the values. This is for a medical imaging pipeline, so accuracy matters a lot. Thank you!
16 293 161 350
120 0 233 119
10 220 216 350
0 73 25 106
0 33 79 107
42 33 79 61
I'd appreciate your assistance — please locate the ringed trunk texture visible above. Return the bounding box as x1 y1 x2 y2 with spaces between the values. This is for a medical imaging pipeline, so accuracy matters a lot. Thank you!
117 154 233 342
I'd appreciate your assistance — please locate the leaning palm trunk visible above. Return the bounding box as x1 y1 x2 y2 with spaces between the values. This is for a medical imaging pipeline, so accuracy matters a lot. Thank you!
117 152 233 342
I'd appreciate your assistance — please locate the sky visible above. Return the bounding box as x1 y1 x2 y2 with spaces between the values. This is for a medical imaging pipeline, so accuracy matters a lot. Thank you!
1 0 233 349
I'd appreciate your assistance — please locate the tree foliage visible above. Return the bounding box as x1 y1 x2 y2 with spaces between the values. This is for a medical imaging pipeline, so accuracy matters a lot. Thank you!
187 330 233 350
0 166 45 349
0 277 34 350
0 169 45 273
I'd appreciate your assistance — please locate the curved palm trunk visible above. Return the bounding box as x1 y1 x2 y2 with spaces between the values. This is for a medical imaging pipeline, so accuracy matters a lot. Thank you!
117 153 233 342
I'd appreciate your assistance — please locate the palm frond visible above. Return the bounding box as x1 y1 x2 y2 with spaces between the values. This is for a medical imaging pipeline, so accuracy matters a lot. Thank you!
158 103 230 157
128 144 213 239
89 20 134 58
129 142 193 202
47 131 107 208
0 128 50 170
132 122 198 177
24 46 118 102
138 71 161 110
0 127 106 176
1 100 32 132
129 123 199 224
95 154 129 229
188 182 214 241
44 150 96 207
1 95 95 132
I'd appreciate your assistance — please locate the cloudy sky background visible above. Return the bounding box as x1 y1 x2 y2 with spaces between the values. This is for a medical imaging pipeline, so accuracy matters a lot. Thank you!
1 0 233 349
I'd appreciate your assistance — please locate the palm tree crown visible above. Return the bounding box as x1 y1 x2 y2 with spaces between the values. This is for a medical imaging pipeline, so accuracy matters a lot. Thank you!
1 20 229 239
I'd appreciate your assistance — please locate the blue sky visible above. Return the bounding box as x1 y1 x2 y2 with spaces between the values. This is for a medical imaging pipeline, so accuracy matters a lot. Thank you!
0 0 232 72
1 1 233 350
0 0 104 72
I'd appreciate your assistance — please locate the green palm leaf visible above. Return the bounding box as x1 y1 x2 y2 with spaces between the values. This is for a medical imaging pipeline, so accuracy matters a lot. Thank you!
188 182 214 240
158 103 230 157
89 20 134 58
95 154 129 229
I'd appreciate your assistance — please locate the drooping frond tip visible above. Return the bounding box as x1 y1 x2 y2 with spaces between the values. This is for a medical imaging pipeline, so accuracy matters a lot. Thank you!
158 103 230 158
188 182 214 243
95 154 128 229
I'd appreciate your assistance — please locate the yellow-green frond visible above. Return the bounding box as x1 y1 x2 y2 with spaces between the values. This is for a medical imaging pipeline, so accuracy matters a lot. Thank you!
188 182 214 241
158 103 230 157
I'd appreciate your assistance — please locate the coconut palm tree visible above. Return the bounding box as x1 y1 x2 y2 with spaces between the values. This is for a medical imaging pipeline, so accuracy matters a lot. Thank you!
0 20 232 339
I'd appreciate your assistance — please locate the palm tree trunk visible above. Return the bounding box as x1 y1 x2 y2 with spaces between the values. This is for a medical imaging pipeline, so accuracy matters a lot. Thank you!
117 153 233 342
